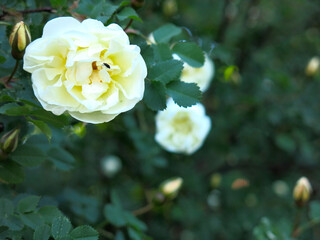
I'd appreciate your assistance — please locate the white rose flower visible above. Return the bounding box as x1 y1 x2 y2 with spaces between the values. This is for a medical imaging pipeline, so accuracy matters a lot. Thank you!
155 98 211 155
173 54 214 92
23 17 147 123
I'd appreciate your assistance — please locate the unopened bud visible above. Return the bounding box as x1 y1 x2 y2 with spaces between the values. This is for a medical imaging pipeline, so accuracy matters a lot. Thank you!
160 177 183 199
293 177 312 207
0 129 20 154
131 0 144 9
210 173 222 188
9 21 31 60
305 57 320 76
163 0 178 17
72 122 86 138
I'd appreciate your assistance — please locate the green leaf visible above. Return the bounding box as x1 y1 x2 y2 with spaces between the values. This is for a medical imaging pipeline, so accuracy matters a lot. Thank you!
70 225 99 240
144 81 166 111
33 224 51 240
172 42 205 68
3 215 24 231
0 95 15 103
310 201 320 220
31 109 69 128
37 206 62 224
49 0 67 8
128 227 142 240
0 103 30 116
103 204 126 227
47 147 75 171
51 216 72 239
166 81 202 107
152 43 173 62
224 65 238 81
275 134 296 153
28 118 52 142
17 196 41 214
0 198 14 220
0 160 25 184
115 231 125 240
153 24 182 43
76 0 118 23
11 144 46 167
148 60 183 84
0 229 22 240
125 213 147 231
20 212 44 230
117 7 142 22
0 55 5 64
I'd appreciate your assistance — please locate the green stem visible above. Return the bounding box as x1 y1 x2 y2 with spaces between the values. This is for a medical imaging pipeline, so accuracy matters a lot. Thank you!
293 218 320 238
124 19 133 32
291 208 303 238
6 60 19 85
132 203 153 216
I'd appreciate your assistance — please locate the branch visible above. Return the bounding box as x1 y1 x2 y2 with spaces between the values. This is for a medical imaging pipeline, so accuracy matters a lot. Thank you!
0 7 55 20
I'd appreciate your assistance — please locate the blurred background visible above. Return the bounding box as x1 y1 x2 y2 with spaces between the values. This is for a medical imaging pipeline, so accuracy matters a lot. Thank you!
1 0 320 239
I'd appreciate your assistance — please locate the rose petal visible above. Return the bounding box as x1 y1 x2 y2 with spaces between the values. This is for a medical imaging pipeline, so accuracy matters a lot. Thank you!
42 17 81 38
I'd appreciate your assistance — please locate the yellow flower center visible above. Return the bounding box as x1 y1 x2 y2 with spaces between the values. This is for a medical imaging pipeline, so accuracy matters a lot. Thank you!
171 112 193 134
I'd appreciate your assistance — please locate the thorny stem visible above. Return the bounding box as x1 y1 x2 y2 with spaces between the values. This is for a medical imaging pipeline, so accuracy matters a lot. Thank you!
292 218 320 238
291 208 303 238
5 60 19 86
0 7 55 19
124 19 133 32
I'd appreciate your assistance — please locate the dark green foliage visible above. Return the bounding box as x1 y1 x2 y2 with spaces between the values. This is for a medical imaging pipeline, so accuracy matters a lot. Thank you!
1 0 320 240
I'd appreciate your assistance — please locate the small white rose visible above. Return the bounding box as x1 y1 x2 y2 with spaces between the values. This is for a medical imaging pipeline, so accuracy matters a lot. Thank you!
23 17 147 123
155 98 211 155
173 54 214 92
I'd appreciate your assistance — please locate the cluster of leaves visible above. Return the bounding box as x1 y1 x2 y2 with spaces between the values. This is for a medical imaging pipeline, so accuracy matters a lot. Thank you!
0 195 98 239
142 23 203 110
1 0 320 240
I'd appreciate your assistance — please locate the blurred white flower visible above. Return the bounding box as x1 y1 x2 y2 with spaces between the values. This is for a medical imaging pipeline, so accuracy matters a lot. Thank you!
272 180 289 197
173 54 214 92
101 155 122 178
24 17 147 124
155 98 211 154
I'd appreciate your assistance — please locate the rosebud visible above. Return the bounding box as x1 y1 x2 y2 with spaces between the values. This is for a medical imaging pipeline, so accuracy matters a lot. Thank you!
0 129 20 154
9 21 31 60
293 177 312 207
305 57 320 76
160 177 183 199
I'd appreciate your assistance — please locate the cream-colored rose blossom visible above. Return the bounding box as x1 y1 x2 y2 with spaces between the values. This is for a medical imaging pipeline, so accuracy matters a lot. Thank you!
173 54 214 92
23 17 147 123
155 98 211 154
